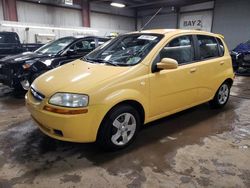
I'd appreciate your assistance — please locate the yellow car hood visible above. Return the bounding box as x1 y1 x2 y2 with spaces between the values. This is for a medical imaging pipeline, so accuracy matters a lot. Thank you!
31 59 128 97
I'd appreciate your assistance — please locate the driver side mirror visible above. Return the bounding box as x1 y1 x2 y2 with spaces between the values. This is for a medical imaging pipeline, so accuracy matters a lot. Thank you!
156 58 178 70
66 49 76 56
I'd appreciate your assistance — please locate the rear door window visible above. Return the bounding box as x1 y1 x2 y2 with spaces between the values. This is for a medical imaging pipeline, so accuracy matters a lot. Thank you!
197 35 220 60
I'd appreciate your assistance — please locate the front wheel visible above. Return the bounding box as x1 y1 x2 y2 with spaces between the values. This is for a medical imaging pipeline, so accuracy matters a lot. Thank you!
97 104 141 150
209 82 230 109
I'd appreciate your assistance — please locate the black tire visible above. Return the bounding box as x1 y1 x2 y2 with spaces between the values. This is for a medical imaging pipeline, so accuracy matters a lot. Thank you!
209 82 231 109
97 104 141 151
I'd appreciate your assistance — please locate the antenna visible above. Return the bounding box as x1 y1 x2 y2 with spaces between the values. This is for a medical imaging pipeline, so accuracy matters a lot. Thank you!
139 7 162 32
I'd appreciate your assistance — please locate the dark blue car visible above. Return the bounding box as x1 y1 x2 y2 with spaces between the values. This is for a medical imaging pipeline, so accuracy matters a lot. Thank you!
231 40 250 73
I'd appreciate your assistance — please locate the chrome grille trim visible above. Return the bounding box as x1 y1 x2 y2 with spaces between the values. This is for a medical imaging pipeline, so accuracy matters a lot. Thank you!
30 87 45 101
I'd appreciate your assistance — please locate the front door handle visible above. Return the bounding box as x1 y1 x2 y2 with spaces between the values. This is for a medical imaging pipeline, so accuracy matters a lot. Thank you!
190 68 197 73
220 61 225 65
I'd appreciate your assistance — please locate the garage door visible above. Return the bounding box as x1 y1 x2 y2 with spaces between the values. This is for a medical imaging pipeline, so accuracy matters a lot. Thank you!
179 10 213 32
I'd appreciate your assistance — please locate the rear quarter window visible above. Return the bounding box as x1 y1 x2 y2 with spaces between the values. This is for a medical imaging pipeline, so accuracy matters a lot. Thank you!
217 38 225 57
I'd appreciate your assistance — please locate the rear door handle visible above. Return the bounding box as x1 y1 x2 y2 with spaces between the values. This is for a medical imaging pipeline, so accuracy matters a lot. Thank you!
190 68 197 73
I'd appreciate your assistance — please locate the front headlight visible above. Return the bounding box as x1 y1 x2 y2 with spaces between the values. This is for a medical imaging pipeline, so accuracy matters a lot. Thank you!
42 59 53 66
49 93 89 108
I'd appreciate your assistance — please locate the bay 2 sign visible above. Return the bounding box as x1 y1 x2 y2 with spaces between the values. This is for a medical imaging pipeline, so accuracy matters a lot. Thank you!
179 11 213 32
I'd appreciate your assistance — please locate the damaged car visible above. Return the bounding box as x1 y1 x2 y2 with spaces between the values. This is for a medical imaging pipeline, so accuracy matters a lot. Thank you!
231 40 250 74
0 36 109 95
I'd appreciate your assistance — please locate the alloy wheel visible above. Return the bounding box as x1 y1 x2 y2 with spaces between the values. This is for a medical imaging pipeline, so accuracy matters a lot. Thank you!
218 83 229 105
111 113 136 146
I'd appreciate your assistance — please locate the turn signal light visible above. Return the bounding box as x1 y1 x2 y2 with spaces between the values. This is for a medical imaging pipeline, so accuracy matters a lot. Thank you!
22 64 31 69
43 105 88 115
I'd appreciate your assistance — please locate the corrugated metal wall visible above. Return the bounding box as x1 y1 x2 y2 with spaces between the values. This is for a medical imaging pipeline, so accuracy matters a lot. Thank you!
16 1 82 27
90 2 135 34
139 13 177 30
90 12 135 33
212 0 250 50
0 1 136 41
137 7 177 30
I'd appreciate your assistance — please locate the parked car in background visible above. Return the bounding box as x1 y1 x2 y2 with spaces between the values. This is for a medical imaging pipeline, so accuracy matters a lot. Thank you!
231 40 250 73
0 36 109 95
26 29 234 150
0 31 42 59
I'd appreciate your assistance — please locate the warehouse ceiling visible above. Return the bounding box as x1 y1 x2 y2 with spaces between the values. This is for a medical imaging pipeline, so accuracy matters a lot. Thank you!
90 0 213 8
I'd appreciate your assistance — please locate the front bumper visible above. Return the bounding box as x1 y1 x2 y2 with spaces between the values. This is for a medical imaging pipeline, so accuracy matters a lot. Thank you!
231 52 250 69
25 90 105 143
0 65 30 90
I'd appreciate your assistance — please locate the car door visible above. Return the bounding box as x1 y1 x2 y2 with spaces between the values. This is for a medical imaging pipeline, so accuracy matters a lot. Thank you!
194 35 225 102
149 35 200 118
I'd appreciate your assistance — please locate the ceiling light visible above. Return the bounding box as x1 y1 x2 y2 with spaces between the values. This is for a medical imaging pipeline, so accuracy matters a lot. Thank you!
110 2 125 8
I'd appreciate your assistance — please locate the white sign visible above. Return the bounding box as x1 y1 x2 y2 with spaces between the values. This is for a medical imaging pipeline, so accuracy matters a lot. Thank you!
65 0 73 5
138 35 157 41
179 10 213 32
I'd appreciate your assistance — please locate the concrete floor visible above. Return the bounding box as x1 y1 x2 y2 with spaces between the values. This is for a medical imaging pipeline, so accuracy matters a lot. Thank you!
0 76 249 188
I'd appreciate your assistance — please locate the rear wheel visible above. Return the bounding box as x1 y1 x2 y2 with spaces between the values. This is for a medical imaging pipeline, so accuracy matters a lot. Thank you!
209 82 230 109
97 104 141 150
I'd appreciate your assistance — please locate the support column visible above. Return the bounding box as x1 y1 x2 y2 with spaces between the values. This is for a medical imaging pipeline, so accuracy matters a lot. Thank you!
2 0 18 21
82 0 90 27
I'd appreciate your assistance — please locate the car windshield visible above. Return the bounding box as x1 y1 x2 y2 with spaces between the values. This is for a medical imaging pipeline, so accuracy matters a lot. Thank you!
84 33 163 66
35 37 75 55
0 33 19 44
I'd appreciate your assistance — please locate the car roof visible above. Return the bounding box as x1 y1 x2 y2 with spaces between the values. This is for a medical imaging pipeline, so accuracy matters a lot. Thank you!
130 29 222 38
72 35 108 39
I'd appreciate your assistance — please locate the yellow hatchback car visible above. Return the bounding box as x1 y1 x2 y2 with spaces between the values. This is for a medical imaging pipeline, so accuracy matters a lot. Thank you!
26 29 234 150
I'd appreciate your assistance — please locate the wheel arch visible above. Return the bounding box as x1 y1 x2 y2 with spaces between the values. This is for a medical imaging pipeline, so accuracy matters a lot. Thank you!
224 78 234 87
114 100 145 124
96 99 145 141
213 77 233 98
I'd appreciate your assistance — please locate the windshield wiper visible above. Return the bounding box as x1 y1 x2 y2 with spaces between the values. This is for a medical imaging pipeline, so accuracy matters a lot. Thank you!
82 57 97 64
96 58 118 66
83 57 117 66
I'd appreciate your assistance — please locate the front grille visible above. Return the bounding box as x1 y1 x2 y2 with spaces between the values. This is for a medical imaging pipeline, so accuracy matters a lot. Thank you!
30 87 45 101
